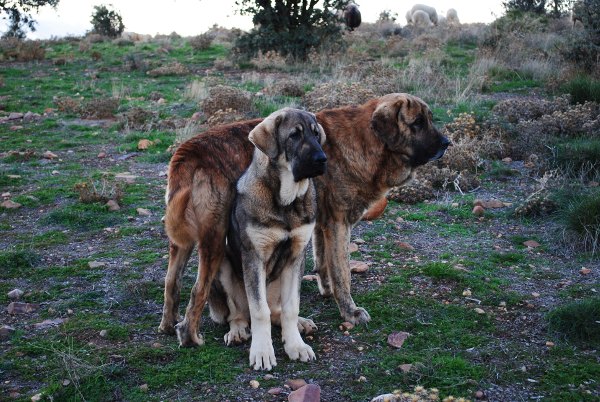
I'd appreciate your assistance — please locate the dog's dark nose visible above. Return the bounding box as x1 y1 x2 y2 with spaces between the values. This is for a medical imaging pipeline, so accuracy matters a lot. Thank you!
312 151 327 164
441 136 451 149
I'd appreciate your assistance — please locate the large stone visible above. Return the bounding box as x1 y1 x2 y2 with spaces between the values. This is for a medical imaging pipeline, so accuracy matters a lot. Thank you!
7 289 24 300
285 379 307 391
7 302 40 314
7 112 23 120
0 325 15 339
349 260 368 273
387 331 410 349
1 200 22 209
288 384 320 402
34 318 65 329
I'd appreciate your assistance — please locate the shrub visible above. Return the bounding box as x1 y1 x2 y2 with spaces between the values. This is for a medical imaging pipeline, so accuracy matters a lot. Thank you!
146 62 189 77
79 97 120 119
302 82 376 111
188 33 214 51
122 53 149 72
562 76 600 104
90 5 125 38
563 190 600 251
547 298 600 346
200 85 253 116
0 38 45 61
555 139 600 178
74 178 123 204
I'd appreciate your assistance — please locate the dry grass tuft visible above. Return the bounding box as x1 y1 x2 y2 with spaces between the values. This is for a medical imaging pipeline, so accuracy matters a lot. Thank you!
200 85 253 116
388 180 435 204
119 107 155 130
147 61 190 77
303 82 376 111
265 79 306 97
74 178 123 204
79 97 120 119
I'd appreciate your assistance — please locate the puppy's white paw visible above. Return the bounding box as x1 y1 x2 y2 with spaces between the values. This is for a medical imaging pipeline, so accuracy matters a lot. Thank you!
249 338 277 371
284 340 316 362
224 320 250 345
297 317 317 335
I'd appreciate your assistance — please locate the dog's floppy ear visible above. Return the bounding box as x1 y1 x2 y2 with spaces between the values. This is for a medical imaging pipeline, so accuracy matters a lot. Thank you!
248 110 283 159
370 97 407 151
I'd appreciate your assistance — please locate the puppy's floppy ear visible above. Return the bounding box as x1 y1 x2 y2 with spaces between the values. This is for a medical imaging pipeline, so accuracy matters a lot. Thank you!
248 111 283 159
370 97 408 151
309 112 327 146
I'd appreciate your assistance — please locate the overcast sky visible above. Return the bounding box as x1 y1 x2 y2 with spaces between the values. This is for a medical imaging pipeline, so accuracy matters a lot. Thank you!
2 0 506 39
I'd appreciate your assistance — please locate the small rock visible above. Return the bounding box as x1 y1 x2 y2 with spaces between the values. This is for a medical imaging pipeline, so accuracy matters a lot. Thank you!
88 261 106 268
34 318 64 329
1 200 22 209
451 202 459 208
137 139 153 150
190 112 202 121
0 325 16 339
115 173 137 183
10 125 23 130
545 341 555 347
288 384 320 402
285 378 307 391
475 390 485 399
7 175 21 179
349 260 368 273
7 302 40 314
531 292 540 298
156 98 166 105
399 363 413 373
43 150 58 159
139 384 149 392
67 309 74 315
263 374 274 380
106 200 120 211
151 342 162 348
249 380 260 389
268 387 284 395
31 393 43 402
8 112 23 120
340 321 354 331
62 379 71 386
371 394 399 402
395 241 414 250
357 376 367 382
387 331 410 349
501 157 512 164
137 208 151 216
499 301 507 307
97 151 107 159
354 238 365 244
7 289 24 300
472 205 485 216
523 240 540 248
474 308 485 315
580 267 592 275
2 192 10 198
23 111 40 122
348 242 359 253
302 274 318 281
99 329 108 337
462 289 472 297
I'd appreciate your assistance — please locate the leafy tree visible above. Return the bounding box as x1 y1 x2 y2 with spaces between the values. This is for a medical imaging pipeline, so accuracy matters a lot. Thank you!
502 0 548 14
0 0 59 37
234 0 349 61
90 4 124 38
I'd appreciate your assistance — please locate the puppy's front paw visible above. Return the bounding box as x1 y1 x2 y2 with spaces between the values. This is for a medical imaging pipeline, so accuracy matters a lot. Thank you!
224 320 250 345
249 339 277 370
297 317 317 335
284 341 316 362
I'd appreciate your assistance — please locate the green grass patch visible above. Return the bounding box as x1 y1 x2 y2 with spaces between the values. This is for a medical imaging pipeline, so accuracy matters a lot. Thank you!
555 138 600 178
547 298 600 346
562 75 600 104
42 202 126 231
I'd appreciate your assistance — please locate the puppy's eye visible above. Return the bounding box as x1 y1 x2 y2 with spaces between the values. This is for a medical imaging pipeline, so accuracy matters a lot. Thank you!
289 131 301 140
412 116 425 129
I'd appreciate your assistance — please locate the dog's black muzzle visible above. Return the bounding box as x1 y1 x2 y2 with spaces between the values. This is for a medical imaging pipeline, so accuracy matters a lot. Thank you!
292 141 328 181
428 135 451 162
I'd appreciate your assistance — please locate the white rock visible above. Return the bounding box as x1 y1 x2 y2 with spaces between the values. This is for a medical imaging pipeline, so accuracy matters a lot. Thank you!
7 288 24 300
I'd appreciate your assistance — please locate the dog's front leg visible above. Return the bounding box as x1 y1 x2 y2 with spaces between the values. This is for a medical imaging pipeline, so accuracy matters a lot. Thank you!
280 258 316 363
244 256 276 370
322 220 371 325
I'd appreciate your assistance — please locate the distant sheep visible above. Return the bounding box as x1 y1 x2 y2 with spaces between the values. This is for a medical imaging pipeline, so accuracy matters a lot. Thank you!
446 8 460 25
411 9 434 27
405 10 413 24
344 3 362 31
410 4 438 25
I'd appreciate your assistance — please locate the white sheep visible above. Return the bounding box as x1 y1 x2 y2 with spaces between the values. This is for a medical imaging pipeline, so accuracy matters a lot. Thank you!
446 8 460 25
410 4 438 25
411 9 434 27
405 10 413 25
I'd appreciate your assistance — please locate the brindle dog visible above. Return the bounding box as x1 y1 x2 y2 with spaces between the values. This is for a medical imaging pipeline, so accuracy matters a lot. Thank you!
209 108 326 370
159 93 450 347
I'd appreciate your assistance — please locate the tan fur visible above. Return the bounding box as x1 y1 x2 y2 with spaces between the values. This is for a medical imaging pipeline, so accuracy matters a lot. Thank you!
159 94 449 345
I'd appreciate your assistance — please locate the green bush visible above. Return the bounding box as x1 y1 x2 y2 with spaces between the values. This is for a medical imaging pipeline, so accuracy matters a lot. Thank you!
562 76 600 104
555 139 600 176
547 298 600 346
90 5 124 38
563 190 600 250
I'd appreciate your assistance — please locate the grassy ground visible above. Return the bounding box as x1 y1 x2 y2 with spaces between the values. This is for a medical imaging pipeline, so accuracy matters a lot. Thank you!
1 27 599 402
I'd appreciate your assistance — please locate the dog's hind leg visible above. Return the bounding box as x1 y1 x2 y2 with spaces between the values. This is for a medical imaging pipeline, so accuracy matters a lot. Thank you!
159 241 194 335
218 257 251 345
